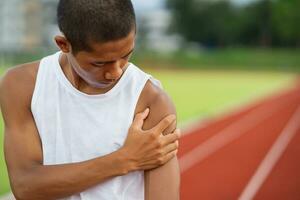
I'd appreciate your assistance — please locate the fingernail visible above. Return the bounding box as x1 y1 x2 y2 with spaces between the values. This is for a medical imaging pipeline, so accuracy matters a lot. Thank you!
177 129 181 138
167 115 176 123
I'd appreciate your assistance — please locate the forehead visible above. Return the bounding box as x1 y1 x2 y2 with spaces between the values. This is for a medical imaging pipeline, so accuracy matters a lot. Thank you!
78 30 136 60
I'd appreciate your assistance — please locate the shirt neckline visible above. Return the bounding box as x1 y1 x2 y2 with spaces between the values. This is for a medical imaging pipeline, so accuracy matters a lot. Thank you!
53 51 132 99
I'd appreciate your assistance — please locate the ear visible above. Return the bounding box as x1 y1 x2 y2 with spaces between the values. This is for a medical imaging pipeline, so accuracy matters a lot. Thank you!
54 35 71 53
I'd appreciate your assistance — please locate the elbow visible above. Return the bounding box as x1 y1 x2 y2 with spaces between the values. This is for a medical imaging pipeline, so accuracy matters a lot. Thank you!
13 191 29 200
10 173 43 200
12 183 45 200
11 184 27 200
11 177 34 200
9 164 47 200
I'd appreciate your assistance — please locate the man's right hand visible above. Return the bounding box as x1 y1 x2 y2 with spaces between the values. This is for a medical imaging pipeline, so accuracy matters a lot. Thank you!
119 108 181 171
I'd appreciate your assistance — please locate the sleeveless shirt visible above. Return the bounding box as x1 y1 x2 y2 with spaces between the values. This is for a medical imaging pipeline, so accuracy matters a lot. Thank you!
31 51 160 200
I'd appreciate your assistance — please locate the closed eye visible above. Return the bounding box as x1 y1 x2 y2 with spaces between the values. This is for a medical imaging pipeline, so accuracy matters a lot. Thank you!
92 63 105 67
122 54 131 60
91 50 134 67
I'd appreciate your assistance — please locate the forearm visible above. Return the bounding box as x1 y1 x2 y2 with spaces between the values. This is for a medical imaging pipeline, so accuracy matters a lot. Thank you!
13 150 129 200
145 157 180 200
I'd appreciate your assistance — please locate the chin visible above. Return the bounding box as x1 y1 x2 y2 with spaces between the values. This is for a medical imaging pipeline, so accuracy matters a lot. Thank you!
89 81 114 89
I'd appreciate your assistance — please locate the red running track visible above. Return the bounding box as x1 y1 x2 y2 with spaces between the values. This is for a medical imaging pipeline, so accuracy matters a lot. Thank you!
178 79 300 200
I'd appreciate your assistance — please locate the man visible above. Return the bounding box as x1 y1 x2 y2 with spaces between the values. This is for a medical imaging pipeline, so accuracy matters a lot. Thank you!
0 0 180 199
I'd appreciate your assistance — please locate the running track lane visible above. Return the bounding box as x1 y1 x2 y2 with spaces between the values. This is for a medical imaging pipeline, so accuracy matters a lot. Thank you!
178 81 300 200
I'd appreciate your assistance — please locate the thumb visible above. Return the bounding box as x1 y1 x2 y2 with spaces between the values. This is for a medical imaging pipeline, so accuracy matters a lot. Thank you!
132 108 150 129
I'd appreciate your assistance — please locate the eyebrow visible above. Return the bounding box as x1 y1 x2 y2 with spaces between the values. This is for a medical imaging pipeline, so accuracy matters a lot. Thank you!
93 48 135 64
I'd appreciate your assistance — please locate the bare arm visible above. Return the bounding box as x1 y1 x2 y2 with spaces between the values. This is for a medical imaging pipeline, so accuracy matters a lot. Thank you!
140 81 181 200
0 67 180 200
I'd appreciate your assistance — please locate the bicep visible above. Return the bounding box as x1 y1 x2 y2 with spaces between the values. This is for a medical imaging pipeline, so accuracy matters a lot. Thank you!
144 157 180 200
0 69 43 184
4 111 43 174
141 82 180 200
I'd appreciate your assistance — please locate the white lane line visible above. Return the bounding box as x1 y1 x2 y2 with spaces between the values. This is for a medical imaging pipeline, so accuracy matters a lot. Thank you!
179 95 297 173
179 87 297 136
178 98 258 137
238 105 300 200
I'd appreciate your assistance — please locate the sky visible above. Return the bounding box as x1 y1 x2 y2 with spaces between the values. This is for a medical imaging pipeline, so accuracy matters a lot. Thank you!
131 0 258 12
131 0 164 12
231 0 258 5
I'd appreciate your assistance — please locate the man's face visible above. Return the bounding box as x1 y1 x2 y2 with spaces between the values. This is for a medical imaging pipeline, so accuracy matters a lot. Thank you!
67 30 135 89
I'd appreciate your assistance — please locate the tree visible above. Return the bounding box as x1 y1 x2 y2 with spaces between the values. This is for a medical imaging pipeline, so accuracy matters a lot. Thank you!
271 0 300 47
166 0 300 48
166 0 240 47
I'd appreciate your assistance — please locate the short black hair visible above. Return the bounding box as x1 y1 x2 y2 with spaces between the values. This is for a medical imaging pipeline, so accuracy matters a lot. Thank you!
57 0 136 53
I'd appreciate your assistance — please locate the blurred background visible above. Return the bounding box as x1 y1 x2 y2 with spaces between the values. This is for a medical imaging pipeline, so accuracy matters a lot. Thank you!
0 0 299 197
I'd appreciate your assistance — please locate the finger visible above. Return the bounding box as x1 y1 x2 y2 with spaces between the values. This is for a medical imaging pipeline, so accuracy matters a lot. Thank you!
141 164 160 171
162 141 179 155
140 149 178 170
161 129 180 146
151 114 176 135
132 108 150 129
162 119 177 136
160 150 177 165
171 128 181 138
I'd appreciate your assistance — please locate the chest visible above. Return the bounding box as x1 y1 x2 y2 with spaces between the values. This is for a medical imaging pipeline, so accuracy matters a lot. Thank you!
33 90 138 163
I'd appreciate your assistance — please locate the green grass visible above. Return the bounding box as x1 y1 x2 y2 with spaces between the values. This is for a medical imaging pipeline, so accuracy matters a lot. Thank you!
0 66 9 194
0 68 10 195
133 48 300 72
0 66 297 196
0 118 10 195
0 67 7 74
145 69 296 124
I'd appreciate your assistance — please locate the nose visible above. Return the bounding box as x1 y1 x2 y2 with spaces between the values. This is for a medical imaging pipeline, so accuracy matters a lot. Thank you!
104 62 123 80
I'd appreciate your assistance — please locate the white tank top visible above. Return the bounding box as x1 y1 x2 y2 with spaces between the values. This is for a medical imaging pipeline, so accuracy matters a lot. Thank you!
31 51 160 200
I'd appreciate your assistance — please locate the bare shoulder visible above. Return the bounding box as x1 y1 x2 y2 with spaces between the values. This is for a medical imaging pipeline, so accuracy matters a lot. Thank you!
0 61 40 108
136 79 176 133
145 80 175 111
